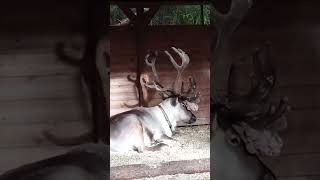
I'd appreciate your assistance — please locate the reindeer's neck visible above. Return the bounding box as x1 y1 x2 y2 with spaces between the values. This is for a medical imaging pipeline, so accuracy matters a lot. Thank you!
157 99 177 129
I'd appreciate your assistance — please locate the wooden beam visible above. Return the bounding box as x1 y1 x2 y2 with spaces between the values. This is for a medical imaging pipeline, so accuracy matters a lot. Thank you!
135 11 146 106
112 0 211 6
83 0 109 144
142 6 161 25
116 4 160 106
117 5 137 22
110 158 210 180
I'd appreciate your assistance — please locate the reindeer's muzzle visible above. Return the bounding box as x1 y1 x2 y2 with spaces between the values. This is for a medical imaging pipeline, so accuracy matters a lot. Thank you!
184 101 198 124
187 112 197 124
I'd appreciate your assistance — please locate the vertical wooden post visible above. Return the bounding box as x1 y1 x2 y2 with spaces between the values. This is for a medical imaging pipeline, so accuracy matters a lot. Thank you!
135 8 147 107
118 5 160 107
83 0 109 144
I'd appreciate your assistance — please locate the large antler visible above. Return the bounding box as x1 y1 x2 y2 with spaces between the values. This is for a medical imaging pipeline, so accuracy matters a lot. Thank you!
143 47 199 101
164 47 190 94
211 0 253 102
216 43 290 130
142 50 171 93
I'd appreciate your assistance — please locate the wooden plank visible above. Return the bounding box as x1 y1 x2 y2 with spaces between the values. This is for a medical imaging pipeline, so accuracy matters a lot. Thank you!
0 121 91 148
110 89 209 101
282 132 320 155
0 75 81 101
0 1 86 33
213 63 320 90
282 111 320 154
110 158 210 180
110 95 211 108
0 53 79 77
0 34 84 53
279 176 320 180
0 147 71 173
110 72 210 86
266 153 320 177
110 58 210 73
0 98 87 125
273 86 320 110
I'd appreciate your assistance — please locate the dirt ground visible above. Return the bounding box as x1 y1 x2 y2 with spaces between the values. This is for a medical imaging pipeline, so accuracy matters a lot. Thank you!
133 172 210 180
110 125 210 179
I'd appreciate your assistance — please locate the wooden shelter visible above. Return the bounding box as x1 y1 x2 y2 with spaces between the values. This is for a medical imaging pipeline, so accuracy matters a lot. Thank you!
0 0 319 179
109 0 211 125
211 0 320 179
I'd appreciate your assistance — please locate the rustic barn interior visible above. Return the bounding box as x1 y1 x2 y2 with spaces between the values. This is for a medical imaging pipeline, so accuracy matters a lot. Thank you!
0 0 109 175
109 1 210 179
212 0 320 180
0 0 319 180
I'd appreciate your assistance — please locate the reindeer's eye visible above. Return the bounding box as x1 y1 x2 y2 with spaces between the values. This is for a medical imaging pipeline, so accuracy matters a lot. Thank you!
228 135 241 146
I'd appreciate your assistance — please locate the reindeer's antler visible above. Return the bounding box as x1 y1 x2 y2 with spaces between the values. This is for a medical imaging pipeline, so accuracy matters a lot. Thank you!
164 47 190 94
217 43 290 131
211 0 253 102
181 76 201 102
211 0 253 60
142 50 175 99
142 50 172 93
143 47 199 101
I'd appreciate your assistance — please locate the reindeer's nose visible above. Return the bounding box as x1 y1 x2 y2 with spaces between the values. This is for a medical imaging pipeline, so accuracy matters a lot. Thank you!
188 113 197 124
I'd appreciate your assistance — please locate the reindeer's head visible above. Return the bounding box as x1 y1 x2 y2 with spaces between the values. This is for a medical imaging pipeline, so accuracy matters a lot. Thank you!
214 43 290 157
142 47 200 124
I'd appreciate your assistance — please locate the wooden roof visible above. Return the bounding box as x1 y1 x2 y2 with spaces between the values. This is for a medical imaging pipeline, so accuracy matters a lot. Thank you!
110 0 211 5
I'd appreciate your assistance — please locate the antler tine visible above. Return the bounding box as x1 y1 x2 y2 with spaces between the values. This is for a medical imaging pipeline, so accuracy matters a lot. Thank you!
212 0 253 33
248 97 290 130
142 50 170 92
164 47 190 94
141 51 172 94
142 78 169 92
211 0 253 103
145 51 160 82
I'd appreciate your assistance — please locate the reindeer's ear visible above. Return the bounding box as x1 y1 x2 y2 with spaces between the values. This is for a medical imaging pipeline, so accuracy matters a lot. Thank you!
170 97 178 106
175 97 180 106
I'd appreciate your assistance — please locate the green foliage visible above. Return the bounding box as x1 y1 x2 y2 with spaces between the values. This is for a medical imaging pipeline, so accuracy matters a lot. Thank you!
151 5 210 25
110 5 127 25
110 5 210 25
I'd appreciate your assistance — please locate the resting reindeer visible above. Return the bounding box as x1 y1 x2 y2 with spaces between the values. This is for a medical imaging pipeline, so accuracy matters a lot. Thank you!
211 44 290 180
111 47 200 152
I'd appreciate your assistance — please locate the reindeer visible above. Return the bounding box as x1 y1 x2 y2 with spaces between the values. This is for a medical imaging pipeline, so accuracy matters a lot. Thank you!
210 0 290 179
110 47 200 152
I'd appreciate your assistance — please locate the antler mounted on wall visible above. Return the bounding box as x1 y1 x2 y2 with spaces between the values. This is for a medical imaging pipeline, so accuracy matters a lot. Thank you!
211 42 290 180
210 0 253 103
214 43 290 133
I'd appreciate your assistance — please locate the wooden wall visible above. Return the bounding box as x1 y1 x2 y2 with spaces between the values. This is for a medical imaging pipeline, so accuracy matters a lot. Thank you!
110 26 211 126
213 0 320 179
0 0 88 173
0 0 319 179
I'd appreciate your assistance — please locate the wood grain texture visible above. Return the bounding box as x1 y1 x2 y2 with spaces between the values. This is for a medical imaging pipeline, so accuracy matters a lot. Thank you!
111 158 210 180
0 121 91 148
0 147 71 173
0 98 88 125
0 75 81 101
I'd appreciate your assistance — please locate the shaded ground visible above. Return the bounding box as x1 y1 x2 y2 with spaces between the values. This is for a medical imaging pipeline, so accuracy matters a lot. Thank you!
110 125 210 179
133 172 210 180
